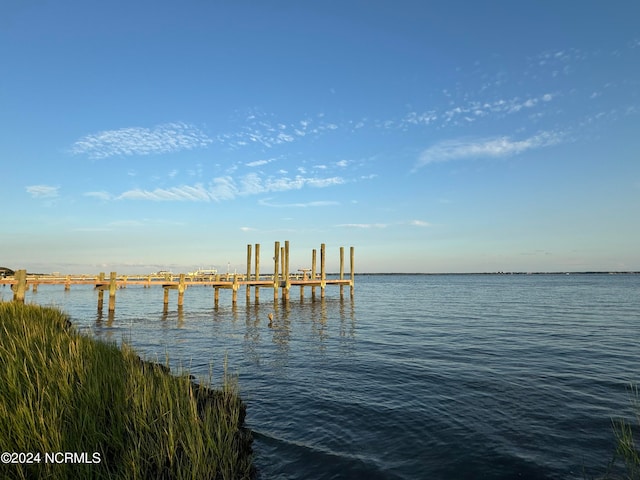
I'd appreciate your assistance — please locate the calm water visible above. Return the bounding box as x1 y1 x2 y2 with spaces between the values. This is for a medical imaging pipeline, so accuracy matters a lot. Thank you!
4 274 640 479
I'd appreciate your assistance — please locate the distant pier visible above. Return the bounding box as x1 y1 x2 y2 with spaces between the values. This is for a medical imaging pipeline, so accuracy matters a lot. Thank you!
1 242 355 311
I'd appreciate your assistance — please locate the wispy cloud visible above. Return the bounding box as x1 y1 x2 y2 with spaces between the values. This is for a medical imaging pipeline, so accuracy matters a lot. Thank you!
114 173 345 202
415 130 564 169
403 93 555 128
258 198 339 208
83 191 112 201
410 220 431 227
26 185 59 198
70 122 212 159
336 223 388 229
216 112 341 150
246 158 274 167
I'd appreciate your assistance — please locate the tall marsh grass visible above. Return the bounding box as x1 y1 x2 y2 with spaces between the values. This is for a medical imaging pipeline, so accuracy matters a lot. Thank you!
0 302 253 479
607 386 640 479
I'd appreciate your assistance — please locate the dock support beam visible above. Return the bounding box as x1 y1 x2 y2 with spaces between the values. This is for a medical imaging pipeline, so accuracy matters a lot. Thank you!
340 246 345 299
12 269 27 303
311 249 317 300
97 272 105 310
283 240 290 302
108 272 117 311
320 243 326 299
254 243 260 303
273 241 280 301
246 244 252 303
350 246 355 298
177 274 186 307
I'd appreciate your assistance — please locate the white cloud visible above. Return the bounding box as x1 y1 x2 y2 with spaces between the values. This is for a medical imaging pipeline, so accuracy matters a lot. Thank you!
410 220 432 227
259 198 339 208
26 185 59 198
114 173 345 202
83 191 112 201
415 131 564 168
70 122 212 159
246 158 274 167
336 223 387 229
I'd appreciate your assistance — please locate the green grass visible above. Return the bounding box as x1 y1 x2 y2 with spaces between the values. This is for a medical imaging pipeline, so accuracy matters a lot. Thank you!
606 386 640 480
0 302 254 479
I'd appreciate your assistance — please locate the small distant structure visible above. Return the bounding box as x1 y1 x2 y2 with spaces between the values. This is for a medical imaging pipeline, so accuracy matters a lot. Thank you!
0 267 15 278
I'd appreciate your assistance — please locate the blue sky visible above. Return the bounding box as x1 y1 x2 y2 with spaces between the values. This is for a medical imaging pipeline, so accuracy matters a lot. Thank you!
2 1 639 273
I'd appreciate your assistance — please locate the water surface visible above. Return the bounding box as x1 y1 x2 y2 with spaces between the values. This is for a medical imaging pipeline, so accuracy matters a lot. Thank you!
5 274 639 479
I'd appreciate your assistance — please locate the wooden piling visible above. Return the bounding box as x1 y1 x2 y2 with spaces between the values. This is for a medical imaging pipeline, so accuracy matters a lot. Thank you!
12 269 27 303
311 249 317 300
164 287 170 306
254 243 260 303
214 274 220 307
232 273 239 304
97 272 105 310
320 243 326 299
283 240 290 302
177 274 186 307
273 241 280 301
108 272 117 311
246 244 252 303
65 275 71 291
340 246 345 299
350 246 355 297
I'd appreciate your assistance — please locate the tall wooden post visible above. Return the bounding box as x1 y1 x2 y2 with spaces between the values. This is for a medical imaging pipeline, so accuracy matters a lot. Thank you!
12 269 27 303
254 243 261 303
320 243 326 299
164 287 170 307
350 246 355 298
108 272 117 311
311 249 317 300
246 244 252 304
339 246 345 299
65 275 71 291
178 273 186 307
97 272 105 310
214 274 220 307
283 240 290 302
273 241 280 301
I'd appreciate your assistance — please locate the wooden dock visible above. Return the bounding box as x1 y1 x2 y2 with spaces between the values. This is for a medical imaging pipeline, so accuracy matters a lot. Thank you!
1 242 354 311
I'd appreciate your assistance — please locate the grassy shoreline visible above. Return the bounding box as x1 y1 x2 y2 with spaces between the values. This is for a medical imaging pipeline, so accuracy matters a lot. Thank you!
0 302 254 479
